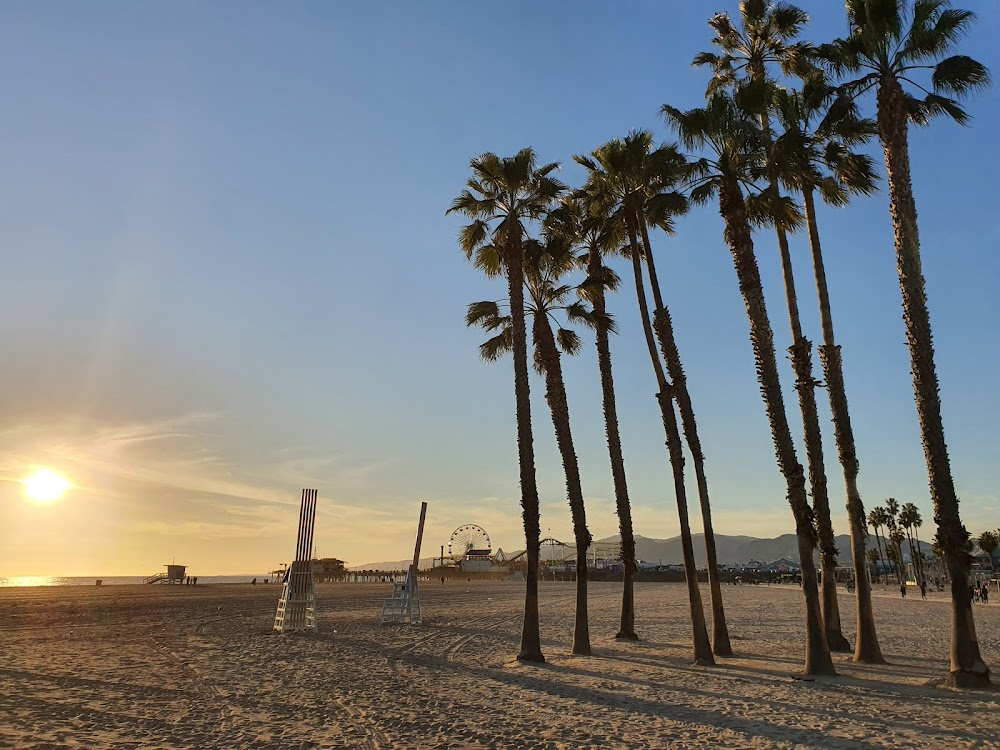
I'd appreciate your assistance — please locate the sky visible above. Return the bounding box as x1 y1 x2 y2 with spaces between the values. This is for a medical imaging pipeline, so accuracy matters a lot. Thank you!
0 1 997 576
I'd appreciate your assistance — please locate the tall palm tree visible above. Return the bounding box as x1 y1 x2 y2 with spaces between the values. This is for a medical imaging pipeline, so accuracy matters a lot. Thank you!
694 0 850 653
575 133 716 663
866 547 881 581
883 498 905 584
466 237 606 655
662 91 834 675
899 502 927 582
770 73 885 661
899 503 919 582
820 0 991 687
546 197 640 640
867 507 890 583
448 149 564 662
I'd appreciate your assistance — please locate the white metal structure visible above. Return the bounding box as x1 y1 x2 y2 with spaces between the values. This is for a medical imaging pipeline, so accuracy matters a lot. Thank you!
382 501 427 625
274 489 318 634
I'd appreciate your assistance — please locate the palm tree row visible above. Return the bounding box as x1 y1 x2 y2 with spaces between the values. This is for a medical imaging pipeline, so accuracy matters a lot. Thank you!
448 0 990 687
869 498 926 584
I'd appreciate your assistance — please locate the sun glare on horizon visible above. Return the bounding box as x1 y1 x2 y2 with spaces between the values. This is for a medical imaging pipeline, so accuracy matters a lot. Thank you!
23 468 71 503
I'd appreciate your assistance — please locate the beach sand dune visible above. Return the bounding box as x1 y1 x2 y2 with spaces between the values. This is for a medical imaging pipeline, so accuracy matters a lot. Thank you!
1 581 997 749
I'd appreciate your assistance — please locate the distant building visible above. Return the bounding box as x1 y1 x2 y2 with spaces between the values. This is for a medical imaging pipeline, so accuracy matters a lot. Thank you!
313 558 346 582
763 557 801 573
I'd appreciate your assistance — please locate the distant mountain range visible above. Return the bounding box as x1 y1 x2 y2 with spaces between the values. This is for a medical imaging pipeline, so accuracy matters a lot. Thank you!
600 532 932 566
351 532 933 571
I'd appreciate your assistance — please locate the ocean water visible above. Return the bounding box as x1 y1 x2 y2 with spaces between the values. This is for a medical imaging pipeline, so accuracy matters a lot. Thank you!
0 574 276 587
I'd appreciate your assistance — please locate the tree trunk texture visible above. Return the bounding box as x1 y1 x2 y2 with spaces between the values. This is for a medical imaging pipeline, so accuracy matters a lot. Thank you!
625 219 713 664
655 388 715 666
803 186 884 662
877 75 989 687
504 228 544 663
534 316 592 656
587 250 638 641
775 213 848 653
637 219 732 656
718 177 834 675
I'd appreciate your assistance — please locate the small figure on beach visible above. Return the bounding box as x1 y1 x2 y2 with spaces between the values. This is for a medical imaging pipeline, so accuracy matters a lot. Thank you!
251 578 257 585
980 585 989 604
919 579 927 599
900 582 907 598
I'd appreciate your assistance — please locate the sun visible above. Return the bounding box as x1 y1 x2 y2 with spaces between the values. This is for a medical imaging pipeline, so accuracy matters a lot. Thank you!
23 468 71 503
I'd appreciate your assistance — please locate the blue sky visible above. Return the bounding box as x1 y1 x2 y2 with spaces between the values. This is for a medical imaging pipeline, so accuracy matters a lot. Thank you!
0 1 997 575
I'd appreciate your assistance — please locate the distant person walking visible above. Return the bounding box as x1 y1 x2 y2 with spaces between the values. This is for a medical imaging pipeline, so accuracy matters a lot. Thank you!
919 579 927 599
900 582 907 598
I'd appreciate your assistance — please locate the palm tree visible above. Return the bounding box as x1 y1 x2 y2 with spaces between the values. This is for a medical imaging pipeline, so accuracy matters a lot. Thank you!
899 503 920 582
448 149 564 662
867 507 890 584
910 507 926 582
977 531 998 574
661 91 834 675
866 547 881 581
770 75 885 662
820 0 991 687
466 237 606 655
694 0 850 654
575 133 716 664
883 498 904 584
546 197 640 640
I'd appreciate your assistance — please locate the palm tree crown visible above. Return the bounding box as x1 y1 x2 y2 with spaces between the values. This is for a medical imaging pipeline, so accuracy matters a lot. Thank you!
819 0 990 126
694 0 813 90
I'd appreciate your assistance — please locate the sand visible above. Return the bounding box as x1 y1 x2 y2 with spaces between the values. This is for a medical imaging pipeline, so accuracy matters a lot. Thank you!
0 580 997 749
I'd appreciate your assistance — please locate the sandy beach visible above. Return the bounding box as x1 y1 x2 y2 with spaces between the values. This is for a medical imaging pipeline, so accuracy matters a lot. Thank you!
1 580 998 749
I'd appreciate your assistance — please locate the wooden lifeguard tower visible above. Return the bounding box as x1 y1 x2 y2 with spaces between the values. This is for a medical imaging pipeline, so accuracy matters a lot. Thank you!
143 563 187 585
381 501 427 625
274 489 319 634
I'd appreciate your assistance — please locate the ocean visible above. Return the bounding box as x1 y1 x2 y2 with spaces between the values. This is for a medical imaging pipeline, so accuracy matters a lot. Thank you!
0 574 276 587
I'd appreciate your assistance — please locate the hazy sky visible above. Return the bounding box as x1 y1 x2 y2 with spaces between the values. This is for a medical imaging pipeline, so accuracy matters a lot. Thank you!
1 2 997 576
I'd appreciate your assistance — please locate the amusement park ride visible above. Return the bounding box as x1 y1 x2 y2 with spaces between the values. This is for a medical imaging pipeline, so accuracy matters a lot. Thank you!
439 525 622 572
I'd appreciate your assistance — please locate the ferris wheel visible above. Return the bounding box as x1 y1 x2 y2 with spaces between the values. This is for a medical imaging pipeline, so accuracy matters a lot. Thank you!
448 524 491 559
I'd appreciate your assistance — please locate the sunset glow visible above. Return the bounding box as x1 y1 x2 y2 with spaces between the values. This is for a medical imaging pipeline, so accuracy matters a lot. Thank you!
23 468 71 503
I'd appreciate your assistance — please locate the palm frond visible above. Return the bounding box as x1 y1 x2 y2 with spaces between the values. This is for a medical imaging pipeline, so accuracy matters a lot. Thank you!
465 300 505 329
771 3 809 39
555 327 583 356
906 91 969 125
931 54 991 98
479 330 513 363
457 220 489 258
473 243 504 277
745 188 803 231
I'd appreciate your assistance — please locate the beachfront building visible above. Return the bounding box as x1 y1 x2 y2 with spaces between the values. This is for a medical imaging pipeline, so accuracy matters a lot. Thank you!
313 558 347 582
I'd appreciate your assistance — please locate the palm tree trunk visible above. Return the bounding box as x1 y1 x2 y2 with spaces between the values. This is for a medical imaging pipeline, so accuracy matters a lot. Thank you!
504 228 544 663
587 251 638 640
625 219 713 664
873 526 887 586
718 176 834 675
534 316 592 656
803 186 884 662
637 218 732 656
772 216 848 653
913 526 925 582
878 74 989 687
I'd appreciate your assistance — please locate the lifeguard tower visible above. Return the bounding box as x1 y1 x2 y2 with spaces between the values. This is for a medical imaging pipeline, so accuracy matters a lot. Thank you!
144 563 187 584
381 501 427 625
274 489 319 633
